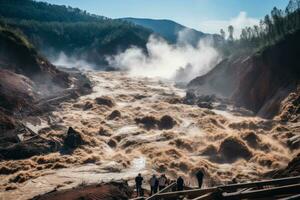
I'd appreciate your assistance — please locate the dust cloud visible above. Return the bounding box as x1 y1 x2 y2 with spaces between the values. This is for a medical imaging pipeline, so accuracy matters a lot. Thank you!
106 35 221 83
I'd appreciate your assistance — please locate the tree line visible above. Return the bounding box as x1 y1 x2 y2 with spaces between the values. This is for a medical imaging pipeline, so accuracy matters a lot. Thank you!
220 0 300 52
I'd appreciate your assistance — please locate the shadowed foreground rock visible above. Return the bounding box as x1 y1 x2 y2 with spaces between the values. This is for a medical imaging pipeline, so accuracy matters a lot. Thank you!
0 113 58 160
32 181 132 200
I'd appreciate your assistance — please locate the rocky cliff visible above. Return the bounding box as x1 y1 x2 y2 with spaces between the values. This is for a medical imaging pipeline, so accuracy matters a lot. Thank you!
0 27 72 160
0 27 70 113
188 30 300 120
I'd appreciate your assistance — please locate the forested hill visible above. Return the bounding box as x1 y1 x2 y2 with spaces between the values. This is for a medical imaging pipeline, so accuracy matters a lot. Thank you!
0 0 152 66
121 17 207 45
0 0 104 22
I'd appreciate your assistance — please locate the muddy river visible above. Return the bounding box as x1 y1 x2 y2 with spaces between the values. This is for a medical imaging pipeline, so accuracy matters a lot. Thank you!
0 71 294 200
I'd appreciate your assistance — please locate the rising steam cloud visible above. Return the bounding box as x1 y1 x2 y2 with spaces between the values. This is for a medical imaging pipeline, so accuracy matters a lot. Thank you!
107 31 222 83
52 52 95 70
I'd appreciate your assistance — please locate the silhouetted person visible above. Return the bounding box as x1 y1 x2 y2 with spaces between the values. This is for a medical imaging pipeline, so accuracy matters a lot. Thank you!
176 176 184 191
231 178 237 184
158 174 167 191
149 174 159 195
171 180 177 191
196 170 204 188
231 178 238 192
135 173 143 196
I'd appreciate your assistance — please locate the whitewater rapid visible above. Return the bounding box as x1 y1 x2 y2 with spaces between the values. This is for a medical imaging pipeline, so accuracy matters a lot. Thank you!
0 71 294 200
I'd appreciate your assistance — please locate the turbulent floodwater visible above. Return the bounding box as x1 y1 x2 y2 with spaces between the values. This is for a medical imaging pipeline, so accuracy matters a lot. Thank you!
0 71 295 200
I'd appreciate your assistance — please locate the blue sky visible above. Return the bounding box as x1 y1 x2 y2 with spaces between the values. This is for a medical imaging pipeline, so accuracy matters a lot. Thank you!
40 0 289 35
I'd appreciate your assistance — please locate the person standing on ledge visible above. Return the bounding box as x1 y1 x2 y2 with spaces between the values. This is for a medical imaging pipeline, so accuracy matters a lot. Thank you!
176 176 184 191
158 174 167 191
149 174 159 195
135 173 144 197
196 170 204 188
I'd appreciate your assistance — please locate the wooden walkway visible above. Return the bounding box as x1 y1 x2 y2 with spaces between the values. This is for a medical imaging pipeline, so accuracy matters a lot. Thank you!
131 176 300 200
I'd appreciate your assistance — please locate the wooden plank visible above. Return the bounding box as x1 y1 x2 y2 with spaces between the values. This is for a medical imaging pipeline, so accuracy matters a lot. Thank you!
218 175 300 191
223 183 300 199
157 182 176 194
146 182 176 200
147 188 216 200
130 198 145 200
146 176 300 200
278 194 300 200
191 192 214 200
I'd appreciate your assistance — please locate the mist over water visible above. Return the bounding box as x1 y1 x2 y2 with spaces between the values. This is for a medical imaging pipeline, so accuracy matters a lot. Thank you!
51 52 95 70
107 34 221 83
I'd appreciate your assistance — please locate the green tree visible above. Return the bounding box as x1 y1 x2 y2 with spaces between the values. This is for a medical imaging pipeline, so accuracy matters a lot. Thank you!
228 25 234 41
220 29 226 40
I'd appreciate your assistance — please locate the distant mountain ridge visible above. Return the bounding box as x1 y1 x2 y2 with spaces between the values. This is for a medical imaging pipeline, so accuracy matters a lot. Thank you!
120 17 210 45
0 0 152 65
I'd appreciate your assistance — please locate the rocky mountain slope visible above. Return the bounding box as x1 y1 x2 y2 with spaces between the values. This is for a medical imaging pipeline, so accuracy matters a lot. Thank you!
0 26 93 161
0 27 69 113
188 30 300 120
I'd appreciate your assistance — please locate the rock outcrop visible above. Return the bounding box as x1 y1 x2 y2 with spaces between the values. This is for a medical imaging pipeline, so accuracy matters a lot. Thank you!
274 153 300 178
188 30 300 119
63 127 84 149
0 27 74 159
0 27 70 113
275 86 300 122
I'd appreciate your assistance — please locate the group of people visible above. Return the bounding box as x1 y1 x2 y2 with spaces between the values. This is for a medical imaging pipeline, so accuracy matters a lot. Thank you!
135 170 204 197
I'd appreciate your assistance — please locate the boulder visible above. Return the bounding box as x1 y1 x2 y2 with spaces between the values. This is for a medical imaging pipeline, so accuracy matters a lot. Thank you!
83 101 93 110
197 102 213 109
135 116 158 129
107 139 117 148
158 115 177 130
107 110 121 120
98 127 112 137
95 96 115 107
63 127 84 149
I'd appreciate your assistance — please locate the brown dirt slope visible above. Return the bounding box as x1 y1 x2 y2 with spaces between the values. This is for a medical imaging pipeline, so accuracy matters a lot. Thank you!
0 26 70 113
32 182 132 200
188 30 300 119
